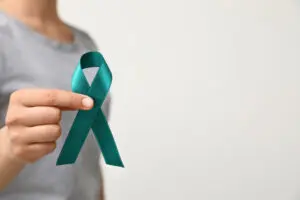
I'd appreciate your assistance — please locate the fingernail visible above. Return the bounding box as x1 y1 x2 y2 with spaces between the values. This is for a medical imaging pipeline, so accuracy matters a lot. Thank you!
82 97 94 108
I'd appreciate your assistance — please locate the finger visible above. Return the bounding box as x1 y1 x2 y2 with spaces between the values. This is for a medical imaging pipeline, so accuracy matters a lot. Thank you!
26 142 56 162
12 142 56 163
28 142 56 154
7 107 62 126
13 89 94 110
21 125 62 143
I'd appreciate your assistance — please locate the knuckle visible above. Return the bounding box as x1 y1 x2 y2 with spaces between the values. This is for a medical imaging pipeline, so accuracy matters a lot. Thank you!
9 89 26 104
55 125 61 133
44 143 56 153
9 90 20 102
11 145 25 159
27 158 37 164
50 143 57 152
51 108 62 122
70 94 78 107
45 90 58 106
9 131 20 144
5 112 23 125
26 154 39 163
52 125 61 138
5 115 14 125
43 107 61 123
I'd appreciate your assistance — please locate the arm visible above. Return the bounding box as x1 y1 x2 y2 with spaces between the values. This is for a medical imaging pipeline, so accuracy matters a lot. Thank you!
0 46 25 190
0 89 94 191
0 127 25 191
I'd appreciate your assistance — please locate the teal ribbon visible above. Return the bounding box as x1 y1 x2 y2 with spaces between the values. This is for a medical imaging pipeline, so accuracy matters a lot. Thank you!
56 51 124 167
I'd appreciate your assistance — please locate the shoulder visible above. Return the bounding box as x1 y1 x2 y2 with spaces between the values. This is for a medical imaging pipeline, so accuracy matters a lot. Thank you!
68 24 98 51
0 17 12 75
0 12 16 45
0 12 18 56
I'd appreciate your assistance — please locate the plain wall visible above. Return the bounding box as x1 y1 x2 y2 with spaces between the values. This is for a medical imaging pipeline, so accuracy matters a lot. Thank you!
59 0 300 199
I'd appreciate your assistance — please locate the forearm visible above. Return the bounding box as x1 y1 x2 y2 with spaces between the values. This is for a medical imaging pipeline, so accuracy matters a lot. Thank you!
0 127 25 191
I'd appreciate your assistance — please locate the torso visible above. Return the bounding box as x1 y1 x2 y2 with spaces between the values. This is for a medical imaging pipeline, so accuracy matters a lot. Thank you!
0 11 109 200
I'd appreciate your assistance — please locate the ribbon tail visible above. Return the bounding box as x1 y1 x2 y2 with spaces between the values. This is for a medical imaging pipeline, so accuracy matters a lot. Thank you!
56 109 98 165
92 110 124 168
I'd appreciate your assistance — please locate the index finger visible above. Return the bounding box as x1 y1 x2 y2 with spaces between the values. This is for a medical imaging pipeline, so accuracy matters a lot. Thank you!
14 89 94 110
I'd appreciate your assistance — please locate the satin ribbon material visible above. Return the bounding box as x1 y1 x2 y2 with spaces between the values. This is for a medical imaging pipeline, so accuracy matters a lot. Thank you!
56 51 124 167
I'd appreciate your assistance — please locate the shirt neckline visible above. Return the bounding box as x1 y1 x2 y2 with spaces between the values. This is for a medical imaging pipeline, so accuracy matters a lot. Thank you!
0 10 79 52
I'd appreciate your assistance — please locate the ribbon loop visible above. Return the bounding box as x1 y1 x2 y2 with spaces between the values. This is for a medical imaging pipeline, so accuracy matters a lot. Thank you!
56 51 124 167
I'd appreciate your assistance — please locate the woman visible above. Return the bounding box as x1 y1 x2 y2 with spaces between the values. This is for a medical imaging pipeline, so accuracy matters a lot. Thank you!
0 0 108 199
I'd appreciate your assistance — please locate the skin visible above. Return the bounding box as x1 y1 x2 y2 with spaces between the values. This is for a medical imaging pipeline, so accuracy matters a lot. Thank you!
0 89 94 189
0 1 106 199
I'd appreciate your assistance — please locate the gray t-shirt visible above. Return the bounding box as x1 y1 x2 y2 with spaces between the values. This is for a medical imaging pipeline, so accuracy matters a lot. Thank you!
0 11 110 200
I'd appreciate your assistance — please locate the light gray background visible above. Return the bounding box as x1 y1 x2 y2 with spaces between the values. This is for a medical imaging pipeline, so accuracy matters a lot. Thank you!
59 0 300 199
